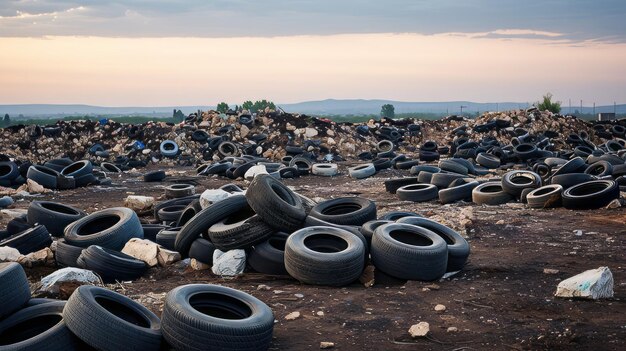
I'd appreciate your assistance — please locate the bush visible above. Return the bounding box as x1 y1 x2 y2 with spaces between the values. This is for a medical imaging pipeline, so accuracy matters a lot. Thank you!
537 93 561 113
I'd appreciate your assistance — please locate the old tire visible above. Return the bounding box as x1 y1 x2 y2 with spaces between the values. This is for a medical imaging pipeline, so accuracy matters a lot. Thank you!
245 175 306 232
64 207 143 250
55 239 84 268
526 185 563 208
27 201 86 237
396 184 438 202
207 206 274 251
562 180 620 209
248 232 290 275
472 182 513 205
309 197 376 226
0 262 31 319
0 225 52 255
188 238 215 265
77 245 147 282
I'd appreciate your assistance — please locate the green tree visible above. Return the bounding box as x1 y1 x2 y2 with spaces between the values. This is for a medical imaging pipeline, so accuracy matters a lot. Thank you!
537 93 561 113
252 99 275 113
242 101 253 111
173 109 185 121
3 114 9 122
216 102 229 113
381 104 395 118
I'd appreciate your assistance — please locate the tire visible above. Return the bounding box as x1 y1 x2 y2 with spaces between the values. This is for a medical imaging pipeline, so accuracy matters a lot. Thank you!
233 162 255 179
56 175 76 190
0 301 85 350
0 161 19 182
0 225 52 255
248 232 290 275
218 141 239 157
396 217 470 272
161 284 274 351
285 226 365 286
370 223 447 281
562 180 620 209
156 227 179 251
204 163 231 175
207 207 274 250
360 220 392 247
27 201 86 237
153 195 200 219
64 285 162 351
438 160 468 175
384 177 418 194
160 140 179 157
26 165 59 189
584 161 614 177
100 162 122 173
60 160 93 178
520 187 534 204
6 215 32 235
476 152 501 169
176 200 202 227
419 150 440 162
0 262 31 319
501 171 542 198
549 173 596 190
372 158 392 171
64 207 143 250
312 163 338 176
395 159 420 170
376 140 394 153
396 184 438 202
551 157 586 177
141 224 169 242
417 171 435 184
165 184 196 199
188 238 215 265
430 172 466 189
74 173 98 187
77 245 147 282
348 164 376 179
409 165 440 176
526 185 563 209
144 170 166 182
309 197 376 226
55 239 84 268
379 211 421 221
472 182 513 205
278 166 299 179
43 158 73 172
245 175 306 232
513 143 539 160
175 195 250 256
157 205 187 222
25 298 59 307
439 179 479 204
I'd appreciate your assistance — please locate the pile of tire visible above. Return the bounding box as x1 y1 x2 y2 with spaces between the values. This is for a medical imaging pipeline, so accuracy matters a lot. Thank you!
24 159 112 190
0 263 274 351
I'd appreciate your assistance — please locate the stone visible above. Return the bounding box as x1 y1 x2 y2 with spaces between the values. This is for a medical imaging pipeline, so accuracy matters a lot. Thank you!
38 267 101 297
244 164 268 181
555 267 614 299
606 199 622 209
316 311 325 316
285 311 300 320
305 128 318 138
190 258 210 270
240 124 250 138
447 327 458 333
408 322 430 338
26 179 50 193
434 304 446 312
122 238 159 267
199 189 231 209
18 248 54 268
0 196 14 208
0 209 27 219
320 342 334 349
211 249 246 277
359 265 375 287
157 248 181 266
124 195 155 213
0 247 21 262
543 268 560 274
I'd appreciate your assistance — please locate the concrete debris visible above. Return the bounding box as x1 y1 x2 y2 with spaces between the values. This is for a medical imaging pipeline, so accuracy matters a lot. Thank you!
38 267 101 296
124 195 155 213
408 322 430 338
285 311 301 320
555 267 614 300
211 249 246 277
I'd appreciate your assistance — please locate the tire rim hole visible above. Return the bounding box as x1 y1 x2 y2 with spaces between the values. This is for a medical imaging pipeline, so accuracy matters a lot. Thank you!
304 234 348 253
389 230 433 247
77 215 121 235
40 202 79 215
95 297 151 328
190 293 251 320
321 204 362 215
0 314 62 345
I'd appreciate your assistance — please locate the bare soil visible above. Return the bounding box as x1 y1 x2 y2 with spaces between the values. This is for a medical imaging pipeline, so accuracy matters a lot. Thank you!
7 165 626 351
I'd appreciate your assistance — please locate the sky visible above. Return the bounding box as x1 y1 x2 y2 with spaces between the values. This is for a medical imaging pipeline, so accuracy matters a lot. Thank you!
0 0 625 106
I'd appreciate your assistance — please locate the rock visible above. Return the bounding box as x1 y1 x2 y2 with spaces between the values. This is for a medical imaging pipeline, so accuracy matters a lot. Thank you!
434 304 446 312
543 268 560 275
124 195 155 213
199 189 231 209
122 238 159 267
555 267 614 299
257 284 271 291
606 199 622 209
320 342 334 349
408 322 430 338
240 125 250 138
38 267 101 297
244 164 268 181
0 209 27 219
0 195 14 208
0 246 21 262
305 128 318 138
26 179 50 193
18 248 54 268
359 265 375 287
447 327 458 333
285 311 301 320
211 249 246 277
157 248 181 266
316 311 325 316
190 258 210 270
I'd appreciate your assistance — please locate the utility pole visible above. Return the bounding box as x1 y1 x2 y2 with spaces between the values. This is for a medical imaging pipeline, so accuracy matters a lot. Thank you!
615 102 617 114
569 99 572 114
460 105 467 116
593 102 595 115
580 100 582 114
496 103 499 112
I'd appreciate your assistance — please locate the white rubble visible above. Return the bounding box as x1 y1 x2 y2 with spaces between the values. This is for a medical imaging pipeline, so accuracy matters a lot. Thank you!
39 267 101 294
211 249 246 277
244 165 269 181
122 238 160 267
0 247 21 262
555 267 614 300
199 189 231 209
124 195 155 212
409 322 430 337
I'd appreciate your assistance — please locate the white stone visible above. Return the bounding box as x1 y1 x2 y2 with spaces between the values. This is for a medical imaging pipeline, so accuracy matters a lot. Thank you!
285 311 301 320
18 248 54 268
199 189 231 209
157 248 181 266
305 128 318 138
211 249 246 277
320 341 334 349
124 195 155 212
244 164 268 181
39 267 101 294
434 304 446 312
447 327 458 333
122 238 159 267
0 247 21 262
1 209 28 219
190 258 210 270
409 322 430 337
555 267 614 300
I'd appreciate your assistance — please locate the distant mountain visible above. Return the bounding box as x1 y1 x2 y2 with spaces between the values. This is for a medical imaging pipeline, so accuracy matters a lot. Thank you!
1 100 624 118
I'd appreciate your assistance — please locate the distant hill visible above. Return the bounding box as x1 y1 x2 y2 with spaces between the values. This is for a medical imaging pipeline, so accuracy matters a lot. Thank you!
1 100 624 118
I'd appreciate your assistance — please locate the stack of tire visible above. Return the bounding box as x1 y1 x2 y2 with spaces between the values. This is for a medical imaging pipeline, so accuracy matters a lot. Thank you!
26 159 110 190
0 160 27 187
0 263 274 351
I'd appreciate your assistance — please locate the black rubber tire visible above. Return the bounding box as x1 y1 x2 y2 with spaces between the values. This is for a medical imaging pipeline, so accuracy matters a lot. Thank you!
551 157 586 177
63 207 143 251
161 284 274 351
360 220 393 247
27 201 86 237
549 173 596 190
379 211 422 221
153 195 200 220
188 238 215 265
409 165 441 176
207 207 274 251
348 163 376 179
232 162 255 179
165 184 196 199
218 141 239 157
396 217 470 272
248 232 290 275
176 200 202 227
55 239 84 268
26 165 59 189
438 160 469 175
74 173 98 187
76 245 147 282
309 197 376 226
245 174 306 232
438 179 479 204
55 175 76 190
157 205 187 222
501 171 542 198
0 161 19 182
289 157 313 175
175 195 250 257
372 158 392 171
0 301 85 350
384 177 419 194
6 215 33 235
417 171 435 184
64 285 162 351
285 226 365 286
472 182 513 205
43 158 73 172
0 225 52 255
25 298 60 307
100 162 122 173
476 152 501 169
397 184 438 202
370 223 448 281
526 185 563 209
0 262 31 319
584 161 614 177
278 166 299 179
141 223 169 242
520 187 534 204
562 180 620 209
395 159 420 170
156 227 179 251
430 172 466 189
60 160 93 178
143 170 166 182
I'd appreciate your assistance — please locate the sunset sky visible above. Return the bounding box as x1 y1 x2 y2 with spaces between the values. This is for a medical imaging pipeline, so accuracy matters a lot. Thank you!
0 0 625 106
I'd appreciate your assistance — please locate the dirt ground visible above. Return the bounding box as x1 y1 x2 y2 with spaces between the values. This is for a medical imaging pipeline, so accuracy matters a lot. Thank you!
6 165 625 351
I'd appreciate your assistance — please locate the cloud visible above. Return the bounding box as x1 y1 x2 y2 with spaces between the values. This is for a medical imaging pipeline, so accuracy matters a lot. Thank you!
0 0 624 42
